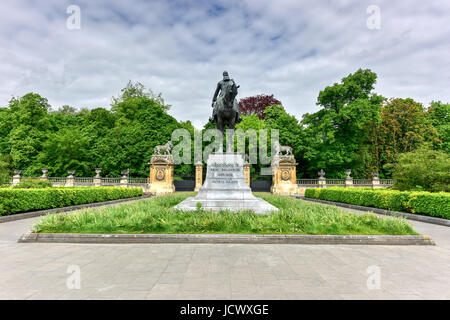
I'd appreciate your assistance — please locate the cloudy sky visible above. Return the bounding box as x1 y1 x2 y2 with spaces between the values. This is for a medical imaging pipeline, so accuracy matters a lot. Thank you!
1 0 449 128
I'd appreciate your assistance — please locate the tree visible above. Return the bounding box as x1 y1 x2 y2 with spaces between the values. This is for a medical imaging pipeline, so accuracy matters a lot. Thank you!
264 105 303 154
8 93 50 175
428 101 450 153
264 105 305 177
97 83 180 177
0 107 12 155
301 69 384 178
37 127 93 176
0 154 13 184
238 94 282 119
391 144 449 192
112 80 170 111
372 98 440 177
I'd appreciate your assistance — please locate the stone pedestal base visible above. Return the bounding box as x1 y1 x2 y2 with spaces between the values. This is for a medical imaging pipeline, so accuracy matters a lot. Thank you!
271 155 299 196
174 153 278 214
149 154 175 196
271 183 299 196
149 183 175 196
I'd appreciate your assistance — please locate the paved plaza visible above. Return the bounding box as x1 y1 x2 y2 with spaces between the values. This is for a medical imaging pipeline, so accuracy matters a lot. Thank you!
0 201 449 300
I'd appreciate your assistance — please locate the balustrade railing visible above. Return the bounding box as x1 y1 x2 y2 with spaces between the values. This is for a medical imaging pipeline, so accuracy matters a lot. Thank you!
380 179 395 185
353 179 372 186
296 179 318 185
101 178 121 186
48 177 67 183
327 179 345 185
129 178 149 185
74 177 94 184
9 168 396 191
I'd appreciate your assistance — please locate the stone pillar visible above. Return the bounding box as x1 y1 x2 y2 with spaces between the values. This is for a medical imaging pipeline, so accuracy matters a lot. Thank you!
40 168 48 181
65 171 75 187
372 172 381 188
194 162 203 192
317 169 326 188
271 155 299 196
149 154 175 195
11 170 21 186
120 169 129 187
345 169 353 187
244 163 251 187
94 168 102 187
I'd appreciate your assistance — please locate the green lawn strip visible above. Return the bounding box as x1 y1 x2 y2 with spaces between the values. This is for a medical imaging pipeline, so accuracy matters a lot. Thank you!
32 192 418 235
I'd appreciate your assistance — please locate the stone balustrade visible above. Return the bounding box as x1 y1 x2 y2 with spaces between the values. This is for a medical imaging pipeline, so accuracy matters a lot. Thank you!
9 167 395 195
295 169 395 195
10 168 151 192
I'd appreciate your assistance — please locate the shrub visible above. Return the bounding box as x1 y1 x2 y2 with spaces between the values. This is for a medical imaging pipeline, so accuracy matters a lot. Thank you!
0 187 143 216
391 145 450 192
12 178 53 189
407 192 450 219
305 187 450 219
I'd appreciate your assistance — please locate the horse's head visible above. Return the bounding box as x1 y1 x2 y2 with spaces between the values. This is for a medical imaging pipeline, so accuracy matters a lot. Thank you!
223 82 238 108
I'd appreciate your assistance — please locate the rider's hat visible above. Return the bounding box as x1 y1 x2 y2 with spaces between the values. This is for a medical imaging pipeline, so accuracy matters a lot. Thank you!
223 71 230 80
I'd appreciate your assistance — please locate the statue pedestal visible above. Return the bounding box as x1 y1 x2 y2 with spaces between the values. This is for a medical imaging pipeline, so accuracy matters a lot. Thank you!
149 154 175 195
271 155 299 196
174 153 278 214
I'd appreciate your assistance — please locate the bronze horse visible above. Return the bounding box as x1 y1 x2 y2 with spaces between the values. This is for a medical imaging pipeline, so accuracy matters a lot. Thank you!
213 80 240 134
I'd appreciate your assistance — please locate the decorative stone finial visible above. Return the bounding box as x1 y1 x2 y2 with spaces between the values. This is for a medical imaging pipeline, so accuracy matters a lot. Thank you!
121 169 129 179
345 169 352 179
41 168 48 178
318 169 325 179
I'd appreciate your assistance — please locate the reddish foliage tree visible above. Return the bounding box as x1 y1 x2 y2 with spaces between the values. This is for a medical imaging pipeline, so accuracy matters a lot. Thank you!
238 94 282 119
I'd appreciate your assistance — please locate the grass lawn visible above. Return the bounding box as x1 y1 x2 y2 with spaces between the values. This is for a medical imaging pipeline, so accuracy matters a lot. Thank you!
32 192 418 235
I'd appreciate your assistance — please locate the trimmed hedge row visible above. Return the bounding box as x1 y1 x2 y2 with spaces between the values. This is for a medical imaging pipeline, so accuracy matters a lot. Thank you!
304 187 450 219
0 187 143 216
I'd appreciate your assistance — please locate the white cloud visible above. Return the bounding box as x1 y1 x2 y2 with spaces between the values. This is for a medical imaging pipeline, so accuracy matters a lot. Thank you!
0 0 449 128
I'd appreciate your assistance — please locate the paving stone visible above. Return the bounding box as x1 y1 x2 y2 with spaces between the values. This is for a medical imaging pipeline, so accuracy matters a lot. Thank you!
1 210 450 299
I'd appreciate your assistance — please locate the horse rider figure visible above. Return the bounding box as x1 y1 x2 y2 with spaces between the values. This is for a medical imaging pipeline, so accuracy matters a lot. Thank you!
211 71 242 124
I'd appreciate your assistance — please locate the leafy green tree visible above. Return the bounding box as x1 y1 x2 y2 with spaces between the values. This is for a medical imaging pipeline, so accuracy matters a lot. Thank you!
112 80 170 112
428 101 450 153
8 93 50 175
392 144 450 192
37 127 93 176
373 98 440 177
0 154 13 184
264 105 303 152
98 82 180 177
301 69 384 178
0 107 12 155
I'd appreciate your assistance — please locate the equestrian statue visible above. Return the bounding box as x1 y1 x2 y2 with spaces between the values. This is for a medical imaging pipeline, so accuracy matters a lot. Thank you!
210 71 242 134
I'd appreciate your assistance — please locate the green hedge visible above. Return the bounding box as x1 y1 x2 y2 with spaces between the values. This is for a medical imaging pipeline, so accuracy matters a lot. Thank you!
304 187 450 219
0 187 143 216
12 178 53 189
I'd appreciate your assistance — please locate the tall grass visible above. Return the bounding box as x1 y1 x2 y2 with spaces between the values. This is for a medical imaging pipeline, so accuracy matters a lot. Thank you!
33 192 418 235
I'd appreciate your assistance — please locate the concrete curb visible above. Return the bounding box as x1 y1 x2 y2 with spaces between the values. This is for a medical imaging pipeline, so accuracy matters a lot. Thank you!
0 195 151 224
18 232 435 245
299 196 450 227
